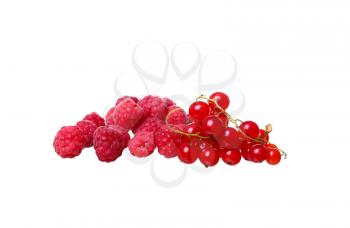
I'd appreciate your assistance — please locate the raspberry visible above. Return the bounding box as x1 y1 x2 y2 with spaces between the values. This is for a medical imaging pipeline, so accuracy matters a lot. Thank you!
166 105 187 125
53 126 86 158
112 98 144 133
154 125 180 158
138 95 167 119
83 112 105 127
162 97 176 107
105 106 115 125
76 120 98 147
115 96 139 106
132 117 164 134
128 132 155 158
120 132 130 149
93 126 124 162
110 125 130 149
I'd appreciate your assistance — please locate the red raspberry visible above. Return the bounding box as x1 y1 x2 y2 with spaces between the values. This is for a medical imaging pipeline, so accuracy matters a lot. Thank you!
93 126 124 162
105 106 115 125
110 125 130 149
83 112 105 127
154 125 180 158
166 105 187 125
132 117 164 134
53 126 86 158
112 98 144 133
162 97 176 107
128 132 155 158
120 132 130 149
115 96 139 106
76 120 98 147
138 95 167 119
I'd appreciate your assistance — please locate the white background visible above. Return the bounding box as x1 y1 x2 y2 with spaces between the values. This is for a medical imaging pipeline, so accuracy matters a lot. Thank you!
1 0 350 227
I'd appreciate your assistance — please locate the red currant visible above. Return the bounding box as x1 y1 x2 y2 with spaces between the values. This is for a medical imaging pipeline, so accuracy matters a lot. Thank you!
239 121 259 138
218 113 229 126
177 142 197 164
219 148 241 165
240 140 254 161
209 92 230 110
200 116 225 136
265 143 277 149
189 101 210 121
258 129 269 142
216 127 242 149
264 144 281 165
248 144 266 163
183 123 200 135
198 147 219 167
191 138 213 154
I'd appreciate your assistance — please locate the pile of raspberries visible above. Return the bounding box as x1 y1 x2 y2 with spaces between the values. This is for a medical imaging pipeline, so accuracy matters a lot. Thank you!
53 95 188 162
53 93 283 167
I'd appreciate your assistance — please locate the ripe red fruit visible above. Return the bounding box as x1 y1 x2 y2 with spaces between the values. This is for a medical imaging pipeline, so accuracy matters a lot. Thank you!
177 142 197 164
248 144 266 163
198 147 220 167
219 148 241 165
258 129 269 142
128 131 156 158
218 113 229 126
138 95 167 119
76 120 98 148
209 92 230 110
216 127 242 149
167 105 187 125
189 101 210 121
83 112 105 127
239 121 259 138
154 125 179 158
112 98 144 132
265 143 277 149
53 126 86 158
265 144 281 165
240 140 254 161
200 115 225 136
183 123 200 134
93 126 124 162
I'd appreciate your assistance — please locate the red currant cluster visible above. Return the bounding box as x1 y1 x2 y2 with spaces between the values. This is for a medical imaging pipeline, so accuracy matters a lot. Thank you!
173 92 286 166
53 92 285 167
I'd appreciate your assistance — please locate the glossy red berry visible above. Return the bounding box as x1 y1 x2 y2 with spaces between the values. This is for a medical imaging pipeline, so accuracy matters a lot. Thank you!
219 148 241 165
218 113 229 126
200 116 225 136
248 144 266 163
198 147 219 167
183 123 200 135
240 140 254 161
239 121 259 138
177 142 197 164
216 127 242 149
258 129 269 142
265 144 281 165
189 101 210 121
209 92 230 110
265 143 277 149
189 138 210 155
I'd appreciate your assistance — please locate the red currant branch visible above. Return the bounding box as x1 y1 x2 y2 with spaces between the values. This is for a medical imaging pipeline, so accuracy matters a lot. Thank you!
196 94 287 159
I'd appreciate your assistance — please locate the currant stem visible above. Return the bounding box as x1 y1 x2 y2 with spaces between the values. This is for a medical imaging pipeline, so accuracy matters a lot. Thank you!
165 107 209 139
278 149 287 159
